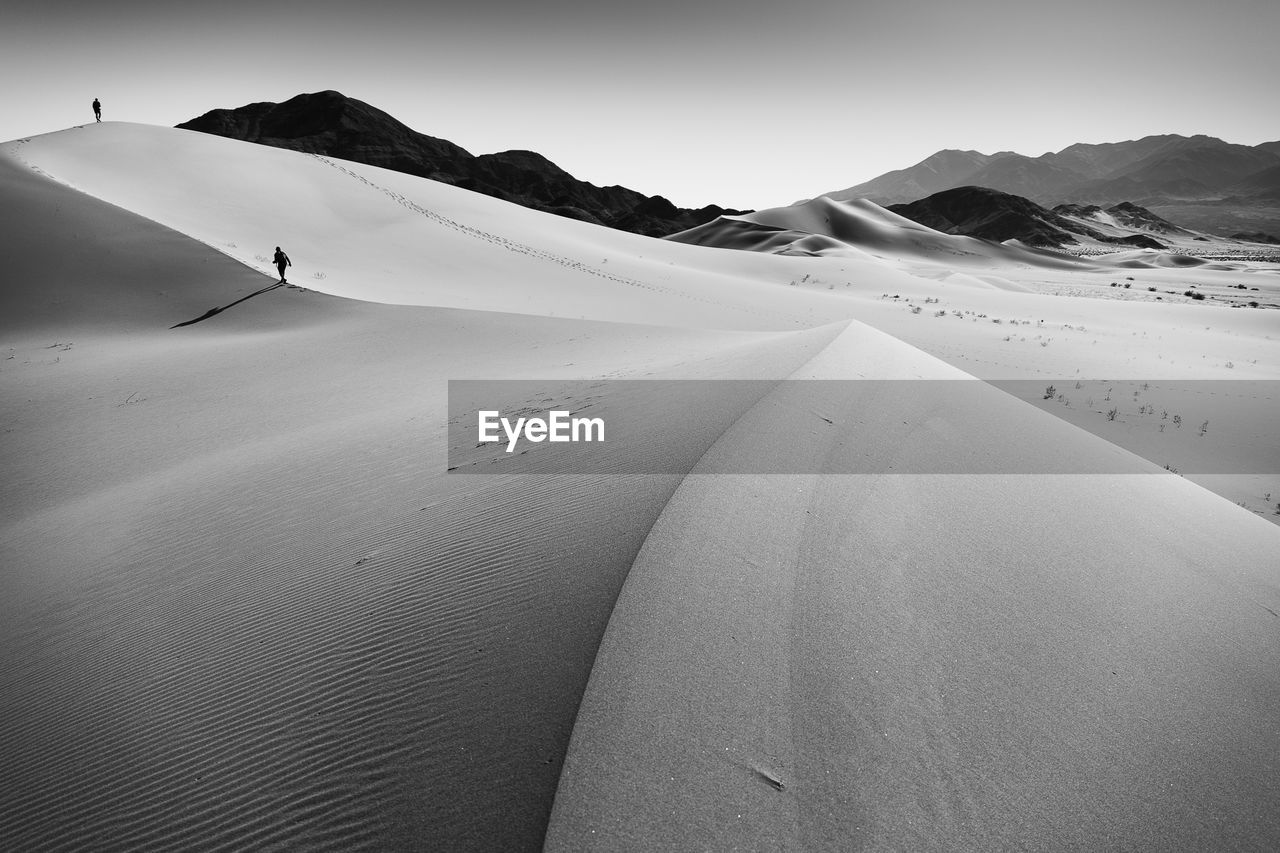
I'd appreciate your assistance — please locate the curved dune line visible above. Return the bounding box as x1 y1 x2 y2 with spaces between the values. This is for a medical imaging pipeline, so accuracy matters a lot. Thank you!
2 281 847 853
546 324 1280 850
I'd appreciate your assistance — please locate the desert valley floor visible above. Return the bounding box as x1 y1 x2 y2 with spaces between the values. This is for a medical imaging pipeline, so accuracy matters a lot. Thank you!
2 123 1279 851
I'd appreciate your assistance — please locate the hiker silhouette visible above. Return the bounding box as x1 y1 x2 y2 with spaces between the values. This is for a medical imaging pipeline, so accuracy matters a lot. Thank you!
92 98 101 121
274 246 291 284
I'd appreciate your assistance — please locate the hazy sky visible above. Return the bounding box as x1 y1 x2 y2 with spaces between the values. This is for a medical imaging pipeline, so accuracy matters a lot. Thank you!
4 0 1277 209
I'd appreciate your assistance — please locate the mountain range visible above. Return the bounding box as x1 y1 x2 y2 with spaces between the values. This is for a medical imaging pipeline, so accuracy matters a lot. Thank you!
177 94 1279 244
177 91 747 238
825 135 1280 238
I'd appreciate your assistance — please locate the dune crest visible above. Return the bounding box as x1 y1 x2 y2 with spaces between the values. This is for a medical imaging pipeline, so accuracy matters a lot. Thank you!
548 323 1280 850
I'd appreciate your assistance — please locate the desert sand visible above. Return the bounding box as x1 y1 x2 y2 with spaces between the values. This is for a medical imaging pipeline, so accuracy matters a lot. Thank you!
2 122 1278 851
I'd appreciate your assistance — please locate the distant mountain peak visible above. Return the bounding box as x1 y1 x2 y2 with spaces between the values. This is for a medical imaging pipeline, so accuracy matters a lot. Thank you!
178 91 746 237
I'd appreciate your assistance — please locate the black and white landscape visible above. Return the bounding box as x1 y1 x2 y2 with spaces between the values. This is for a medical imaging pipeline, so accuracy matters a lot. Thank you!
3 2 1279 851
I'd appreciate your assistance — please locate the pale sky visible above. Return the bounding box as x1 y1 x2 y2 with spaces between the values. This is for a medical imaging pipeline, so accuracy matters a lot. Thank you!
3 0 1278 210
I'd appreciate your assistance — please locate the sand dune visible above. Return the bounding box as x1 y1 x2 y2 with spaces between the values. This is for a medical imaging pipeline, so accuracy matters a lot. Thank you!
3 122 1279 851
671 195 1092 270
1 136 847 850
1097 247 1220 269
11 123 865 333
546 324 1280 851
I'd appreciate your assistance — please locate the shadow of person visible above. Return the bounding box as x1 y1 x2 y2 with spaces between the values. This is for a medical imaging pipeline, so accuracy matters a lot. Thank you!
170 281 285 328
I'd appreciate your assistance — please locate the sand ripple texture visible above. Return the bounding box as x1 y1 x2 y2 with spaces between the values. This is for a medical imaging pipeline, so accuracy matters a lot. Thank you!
1 470 685 851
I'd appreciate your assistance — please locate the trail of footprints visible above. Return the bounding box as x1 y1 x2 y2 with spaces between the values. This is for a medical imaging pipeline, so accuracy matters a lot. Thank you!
308 154 780 321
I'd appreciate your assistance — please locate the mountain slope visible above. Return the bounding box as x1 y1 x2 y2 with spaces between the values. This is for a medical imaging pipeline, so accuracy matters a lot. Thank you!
827 134 1280 235
1043 135 1191 179
961 154 1088 202
823 149 993 205
887 186 1170 248
178 90 745 237
1052 201 1193 237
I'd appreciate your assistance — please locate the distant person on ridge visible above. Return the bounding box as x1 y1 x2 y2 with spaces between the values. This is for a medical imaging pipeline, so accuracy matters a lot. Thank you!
273 246 292 284
92 98 101 122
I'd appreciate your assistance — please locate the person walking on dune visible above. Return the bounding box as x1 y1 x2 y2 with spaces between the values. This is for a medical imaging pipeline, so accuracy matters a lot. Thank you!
273 246 292 284
92 98 101 122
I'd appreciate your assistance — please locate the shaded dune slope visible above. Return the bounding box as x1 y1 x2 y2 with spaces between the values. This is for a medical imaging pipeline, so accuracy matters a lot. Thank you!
12 124 832 332
0 143 846 850
0 144 295 338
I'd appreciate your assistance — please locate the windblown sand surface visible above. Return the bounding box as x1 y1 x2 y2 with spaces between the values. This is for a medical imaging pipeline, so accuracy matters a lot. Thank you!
2 123 1279 851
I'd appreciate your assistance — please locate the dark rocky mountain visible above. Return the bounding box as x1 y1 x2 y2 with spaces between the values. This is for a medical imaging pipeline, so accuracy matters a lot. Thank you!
887 187 1166 249
177 91 746 237
825 134 1280 236
888 187 1093 248
1052 201 1191 236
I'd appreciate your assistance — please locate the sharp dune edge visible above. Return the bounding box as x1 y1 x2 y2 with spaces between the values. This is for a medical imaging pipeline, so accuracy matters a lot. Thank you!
1 122 1278 851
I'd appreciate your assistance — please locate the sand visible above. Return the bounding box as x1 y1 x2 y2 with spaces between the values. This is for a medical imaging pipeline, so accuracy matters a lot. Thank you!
2 122 1278 851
